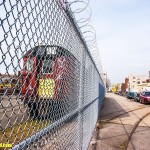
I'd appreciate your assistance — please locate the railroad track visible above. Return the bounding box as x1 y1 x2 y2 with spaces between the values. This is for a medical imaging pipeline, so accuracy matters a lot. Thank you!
0 92 12 95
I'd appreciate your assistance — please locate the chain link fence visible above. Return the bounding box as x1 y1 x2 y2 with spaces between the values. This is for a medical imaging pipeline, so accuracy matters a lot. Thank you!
0 0 105 149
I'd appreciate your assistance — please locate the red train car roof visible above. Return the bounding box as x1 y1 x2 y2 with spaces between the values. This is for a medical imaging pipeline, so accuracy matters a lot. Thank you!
23 45 74 58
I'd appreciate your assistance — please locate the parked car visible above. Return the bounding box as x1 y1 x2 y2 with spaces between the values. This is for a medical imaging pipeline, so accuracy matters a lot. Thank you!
134 92 140 102
139 91 150 104
0 77 17 94
115 91 119 95
118 91 123 96
114 91 122 95
127 92 135 99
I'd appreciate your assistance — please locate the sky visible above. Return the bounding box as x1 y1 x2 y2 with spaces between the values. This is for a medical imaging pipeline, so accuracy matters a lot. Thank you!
89 0 150 83
1 0 150 84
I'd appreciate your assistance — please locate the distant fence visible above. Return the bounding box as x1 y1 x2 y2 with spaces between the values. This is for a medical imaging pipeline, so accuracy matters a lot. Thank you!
0 0 105 149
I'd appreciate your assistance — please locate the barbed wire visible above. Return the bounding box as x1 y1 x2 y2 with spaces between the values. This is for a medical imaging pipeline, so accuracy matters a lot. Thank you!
67 0 104 81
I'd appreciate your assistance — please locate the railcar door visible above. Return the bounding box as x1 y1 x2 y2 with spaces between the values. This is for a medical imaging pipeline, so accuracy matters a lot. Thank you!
22 57 37 99
38 59 55 99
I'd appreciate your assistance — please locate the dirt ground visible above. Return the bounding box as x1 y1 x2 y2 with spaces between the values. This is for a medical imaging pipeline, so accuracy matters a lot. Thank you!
88 93 150 150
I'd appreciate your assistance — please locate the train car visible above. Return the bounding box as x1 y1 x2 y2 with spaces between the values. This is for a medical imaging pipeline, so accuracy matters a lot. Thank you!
0 77 17 95
21 45 80 120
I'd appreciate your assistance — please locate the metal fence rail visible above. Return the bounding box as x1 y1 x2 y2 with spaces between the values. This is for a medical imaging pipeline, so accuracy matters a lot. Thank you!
0 0 105 149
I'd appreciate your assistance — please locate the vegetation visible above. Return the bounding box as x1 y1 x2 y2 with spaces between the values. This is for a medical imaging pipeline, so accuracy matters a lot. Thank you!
111 83 120 93
0 119 51 149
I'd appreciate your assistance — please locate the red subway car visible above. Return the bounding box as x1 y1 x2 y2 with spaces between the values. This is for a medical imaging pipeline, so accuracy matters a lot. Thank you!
21 45 80 119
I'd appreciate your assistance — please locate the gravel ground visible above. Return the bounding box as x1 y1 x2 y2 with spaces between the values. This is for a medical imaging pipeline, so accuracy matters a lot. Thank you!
0 95 28 129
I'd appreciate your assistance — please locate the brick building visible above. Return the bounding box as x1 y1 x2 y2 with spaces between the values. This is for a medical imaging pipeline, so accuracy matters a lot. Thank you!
121 71 150 93
121 78 129 93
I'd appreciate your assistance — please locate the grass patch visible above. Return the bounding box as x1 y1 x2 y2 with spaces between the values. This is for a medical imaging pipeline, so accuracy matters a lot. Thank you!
0 119 51 149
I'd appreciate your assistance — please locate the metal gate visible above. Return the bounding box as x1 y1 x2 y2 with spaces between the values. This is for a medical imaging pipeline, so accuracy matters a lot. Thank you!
0 0 105 149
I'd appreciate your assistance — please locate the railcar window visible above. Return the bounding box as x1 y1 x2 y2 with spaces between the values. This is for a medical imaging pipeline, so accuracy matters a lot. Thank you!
24 59 34 72
42 60 53 73
47 47 57 55
36 46 57 55
37 47 45 56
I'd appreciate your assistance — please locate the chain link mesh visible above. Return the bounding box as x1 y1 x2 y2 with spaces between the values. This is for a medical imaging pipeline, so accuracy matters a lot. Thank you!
0 0 105 149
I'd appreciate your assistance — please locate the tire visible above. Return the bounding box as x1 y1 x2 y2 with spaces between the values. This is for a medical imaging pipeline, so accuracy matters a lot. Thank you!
143 99 146 104
140 99 145 104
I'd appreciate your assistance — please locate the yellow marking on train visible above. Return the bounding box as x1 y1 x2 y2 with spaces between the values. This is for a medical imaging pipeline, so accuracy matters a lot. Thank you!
38 79 55 98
